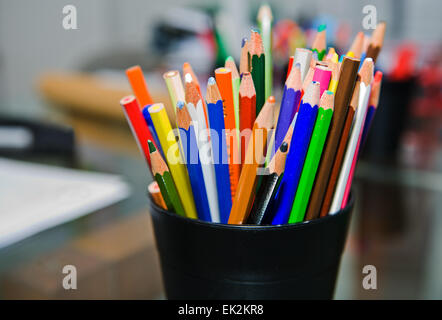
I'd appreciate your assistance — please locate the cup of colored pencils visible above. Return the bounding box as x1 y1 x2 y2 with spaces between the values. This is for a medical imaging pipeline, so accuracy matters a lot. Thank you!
120 7 386 299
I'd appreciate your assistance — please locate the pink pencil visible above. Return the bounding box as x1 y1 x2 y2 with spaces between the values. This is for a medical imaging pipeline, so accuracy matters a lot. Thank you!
312 65 332 96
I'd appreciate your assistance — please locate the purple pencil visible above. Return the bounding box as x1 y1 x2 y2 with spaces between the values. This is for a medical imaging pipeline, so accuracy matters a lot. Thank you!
274 63 302 153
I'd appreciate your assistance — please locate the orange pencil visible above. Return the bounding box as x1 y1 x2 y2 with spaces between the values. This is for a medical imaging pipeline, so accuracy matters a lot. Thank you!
215 67 240 199
126 65 153 108
228 96 275 224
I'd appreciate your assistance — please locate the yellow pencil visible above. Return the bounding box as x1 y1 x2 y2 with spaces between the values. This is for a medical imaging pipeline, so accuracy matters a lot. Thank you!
148 103 197 219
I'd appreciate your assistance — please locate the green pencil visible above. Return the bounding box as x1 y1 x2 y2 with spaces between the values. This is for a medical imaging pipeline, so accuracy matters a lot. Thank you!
312 24 327 61
225 56 241 146
258 4 273 100
148 140 186 217
249 29 266 115
288 90 334 223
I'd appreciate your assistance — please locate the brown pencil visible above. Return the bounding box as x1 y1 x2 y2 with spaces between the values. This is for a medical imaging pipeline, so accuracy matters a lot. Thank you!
304 56 360 220
316 76 361 219
365 22 386 63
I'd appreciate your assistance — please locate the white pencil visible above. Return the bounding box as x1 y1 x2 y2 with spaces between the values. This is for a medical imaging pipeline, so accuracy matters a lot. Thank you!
184 73 220 223
293 48 313 81
329 58 374 213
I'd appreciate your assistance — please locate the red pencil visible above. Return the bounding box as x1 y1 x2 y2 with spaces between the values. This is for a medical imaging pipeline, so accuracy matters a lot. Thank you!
239 72 256 166
120 95 158 171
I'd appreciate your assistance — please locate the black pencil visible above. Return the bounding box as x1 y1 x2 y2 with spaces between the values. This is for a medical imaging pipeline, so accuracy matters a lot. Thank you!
247 142 289 225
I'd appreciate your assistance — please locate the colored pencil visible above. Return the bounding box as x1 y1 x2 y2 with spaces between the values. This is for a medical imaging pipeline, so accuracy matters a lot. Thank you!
215 67 240 199
365 22 386 63
149 140 186 216
312 65 332 96
206 77 232 223
312 24 327 61
176 101 212 222
329 58 373 214
238 72 256 166
286 56 294 80
304 57 360 221
340 59 374 209
247 141 289 225
317 77 360 219
183 63 209 127
225 56 241 147
258 4 273 100
163 70 185 114
328 59 340 93
126 65 153 108
183 62 201 96
148 181 167 210
274 63 302 152
239 38 250 79
348 31 364 59
185 74 221 223
249 29 266 114
289 90 334 223
293 48 312 82
120 95 158 170
360 71 383 150
142 105 164 157
148 103 197 219
228 96 275 224
271 82 320 225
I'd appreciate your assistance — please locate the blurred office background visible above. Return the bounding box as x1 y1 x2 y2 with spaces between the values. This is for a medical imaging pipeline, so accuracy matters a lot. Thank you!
0 0 441 299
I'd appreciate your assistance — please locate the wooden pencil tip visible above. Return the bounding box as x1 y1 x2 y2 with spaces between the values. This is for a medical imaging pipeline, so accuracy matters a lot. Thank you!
257 4 273 21
359 58 374 85
320 90 334 110
268 96 276 103
303 81 320 106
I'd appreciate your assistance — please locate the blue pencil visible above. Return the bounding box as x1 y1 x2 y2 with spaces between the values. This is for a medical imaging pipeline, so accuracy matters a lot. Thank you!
176 101 212 222
274 63 302 153
271 81 321 225
206 77 232 223
142 105 164 157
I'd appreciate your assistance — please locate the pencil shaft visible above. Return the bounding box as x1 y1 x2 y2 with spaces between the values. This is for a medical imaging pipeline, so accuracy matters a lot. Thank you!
274 87 301 151
272 101 319 225
247 172 281 225
318 106 355 218
304 57 359 221
289 107 333 223
207 100 232 223
149 105 197 219
178 125 212 222
155 171 186 217
250 54 266 114
330 83 370 214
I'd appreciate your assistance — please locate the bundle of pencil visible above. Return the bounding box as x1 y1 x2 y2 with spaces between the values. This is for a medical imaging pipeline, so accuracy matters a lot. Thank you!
119 12 386 227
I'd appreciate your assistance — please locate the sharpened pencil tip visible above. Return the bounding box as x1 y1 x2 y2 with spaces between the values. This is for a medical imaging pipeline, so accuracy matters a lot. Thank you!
176 101 185 109
148 140 156 153
280 142 288 153
318 24 326 32
241 37 248 47
208 77 216 85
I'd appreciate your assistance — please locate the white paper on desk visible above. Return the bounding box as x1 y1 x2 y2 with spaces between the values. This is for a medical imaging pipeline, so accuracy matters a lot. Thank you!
0 158 131 248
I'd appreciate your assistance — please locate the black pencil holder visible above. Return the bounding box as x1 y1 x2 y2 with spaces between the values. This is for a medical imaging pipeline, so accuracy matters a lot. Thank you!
148 194 354 300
